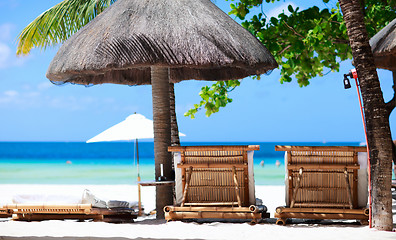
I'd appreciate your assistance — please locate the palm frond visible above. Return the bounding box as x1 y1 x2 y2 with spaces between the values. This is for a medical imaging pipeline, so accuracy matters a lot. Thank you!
17 0 116 55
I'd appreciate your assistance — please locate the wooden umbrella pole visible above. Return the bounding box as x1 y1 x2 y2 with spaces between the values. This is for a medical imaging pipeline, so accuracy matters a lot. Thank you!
151 66 172 219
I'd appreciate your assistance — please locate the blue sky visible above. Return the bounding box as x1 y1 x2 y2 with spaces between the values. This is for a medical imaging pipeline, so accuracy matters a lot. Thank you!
0 0 394 143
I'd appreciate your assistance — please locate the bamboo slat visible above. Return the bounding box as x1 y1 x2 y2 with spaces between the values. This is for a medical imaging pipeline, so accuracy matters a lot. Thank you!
343 168 353 209
178 163 247 169
164 206 256 213
12 214 102 221
232 166 242 207
5 204 92 209
169 145 260 152
275 145 367 152
5 204 92 214
165 211 261 220
243 150 249 205
290 168 303 208
292 202 352 208
181 166 193 207
183 202 239 206
287 164 359 170
274 212 369 221
276 207 369 215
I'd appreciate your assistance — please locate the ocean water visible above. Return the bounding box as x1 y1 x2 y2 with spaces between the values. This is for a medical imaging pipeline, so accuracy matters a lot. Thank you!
0 142 360 185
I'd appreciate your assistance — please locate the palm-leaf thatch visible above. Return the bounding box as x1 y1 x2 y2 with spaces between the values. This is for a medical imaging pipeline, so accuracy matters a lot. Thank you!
46 0 277 85
370 18 396 71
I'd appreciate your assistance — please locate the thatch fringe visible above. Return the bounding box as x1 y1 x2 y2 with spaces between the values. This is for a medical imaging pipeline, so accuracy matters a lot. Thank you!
370 18 396 71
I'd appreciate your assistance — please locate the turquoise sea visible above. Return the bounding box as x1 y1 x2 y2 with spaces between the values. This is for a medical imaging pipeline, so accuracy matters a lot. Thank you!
0 142 360 185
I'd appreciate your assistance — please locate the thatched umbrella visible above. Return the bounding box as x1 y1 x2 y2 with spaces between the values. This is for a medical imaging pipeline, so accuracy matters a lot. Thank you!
370 18 396 71
46 0 278 218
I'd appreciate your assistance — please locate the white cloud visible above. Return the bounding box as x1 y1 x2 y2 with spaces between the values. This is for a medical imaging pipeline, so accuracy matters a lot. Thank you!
0 86 135 113
266 2 298 19
0 90 18 104
0 1 19 9
0 41 30 69
0 23 15 41
37 81 53 91
0 42 11 68
4 90 18 97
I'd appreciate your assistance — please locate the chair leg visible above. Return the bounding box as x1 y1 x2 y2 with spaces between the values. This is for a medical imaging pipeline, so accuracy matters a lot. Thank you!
276 218 287 225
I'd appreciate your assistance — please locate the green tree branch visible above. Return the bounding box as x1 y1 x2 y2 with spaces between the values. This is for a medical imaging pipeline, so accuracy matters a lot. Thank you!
186 0 396 118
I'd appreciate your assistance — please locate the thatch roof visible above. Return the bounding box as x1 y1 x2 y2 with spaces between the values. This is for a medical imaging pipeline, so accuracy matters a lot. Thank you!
370 18 396 71
46 0 277 85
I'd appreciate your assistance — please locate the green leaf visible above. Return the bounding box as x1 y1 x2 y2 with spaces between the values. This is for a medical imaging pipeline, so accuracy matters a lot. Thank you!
288 5 294 13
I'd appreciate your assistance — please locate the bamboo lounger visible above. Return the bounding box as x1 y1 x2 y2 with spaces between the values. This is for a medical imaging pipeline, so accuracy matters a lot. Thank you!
0 207 12 218
2 204 138 222
164 145 269 223
274 146 369 225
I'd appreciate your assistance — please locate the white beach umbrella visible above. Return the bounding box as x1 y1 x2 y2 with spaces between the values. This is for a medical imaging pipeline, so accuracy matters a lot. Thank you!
87 112 185 142
86 113 185 159
86 112 185 172
88 113 155 143
86 112 186 178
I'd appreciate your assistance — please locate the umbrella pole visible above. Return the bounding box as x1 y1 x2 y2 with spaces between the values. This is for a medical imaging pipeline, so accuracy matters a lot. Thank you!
136 138 143 216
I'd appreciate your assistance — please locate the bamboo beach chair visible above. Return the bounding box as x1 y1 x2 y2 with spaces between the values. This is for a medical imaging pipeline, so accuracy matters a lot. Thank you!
164 145 269 223
1 203 138 222
0 207 12 218
274 146 369 225
1 190 138 222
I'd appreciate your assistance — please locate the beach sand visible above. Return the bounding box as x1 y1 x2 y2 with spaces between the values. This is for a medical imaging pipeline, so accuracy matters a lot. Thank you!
0 184 394 240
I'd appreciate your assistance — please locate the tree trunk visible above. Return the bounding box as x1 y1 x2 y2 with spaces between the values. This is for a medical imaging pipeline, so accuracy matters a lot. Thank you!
170 83 180 146
339 0 393 231
151 66 173 219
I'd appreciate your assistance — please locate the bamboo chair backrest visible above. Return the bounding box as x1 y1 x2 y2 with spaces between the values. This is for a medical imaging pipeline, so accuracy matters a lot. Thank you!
275 146 367 209
169 145 259 207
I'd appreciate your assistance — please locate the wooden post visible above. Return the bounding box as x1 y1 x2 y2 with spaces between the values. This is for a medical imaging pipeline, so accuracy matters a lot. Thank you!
232 166 242 207
138 182 142 216
290 168 303 208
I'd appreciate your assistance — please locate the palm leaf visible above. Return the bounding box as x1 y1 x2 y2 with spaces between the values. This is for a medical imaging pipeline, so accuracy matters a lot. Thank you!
17 0 117 55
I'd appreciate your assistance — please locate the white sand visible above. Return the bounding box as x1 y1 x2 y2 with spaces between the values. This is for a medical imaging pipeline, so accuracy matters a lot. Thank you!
0 184 394 240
